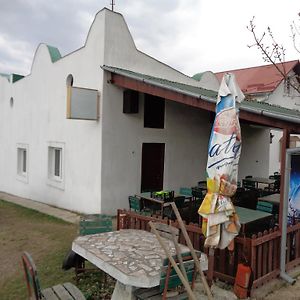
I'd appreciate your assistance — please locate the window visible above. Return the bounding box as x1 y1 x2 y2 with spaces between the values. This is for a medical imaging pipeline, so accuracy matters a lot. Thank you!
144 94 165 128
48 142 65 189
17 144 28 183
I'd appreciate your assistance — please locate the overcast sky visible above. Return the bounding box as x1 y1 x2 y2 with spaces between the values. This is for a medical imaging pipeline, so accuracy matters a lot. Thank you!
0 0 299 77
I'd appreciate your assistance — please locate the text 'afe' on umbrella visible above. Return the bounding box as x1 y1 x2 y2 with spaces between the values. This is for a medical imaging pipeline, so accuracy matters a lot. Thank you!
198 73 244 250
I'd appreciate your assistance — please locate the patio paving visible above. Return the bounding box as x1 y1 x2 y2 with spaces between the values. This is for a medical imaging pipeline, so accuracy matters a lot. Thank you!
0 191 80 223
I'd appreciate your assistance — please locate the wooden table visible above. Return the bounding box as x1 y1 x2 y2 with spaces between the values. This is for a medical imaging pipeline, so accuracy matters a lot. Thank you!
72 229 207 299
258 193 280 205
235 206 273 235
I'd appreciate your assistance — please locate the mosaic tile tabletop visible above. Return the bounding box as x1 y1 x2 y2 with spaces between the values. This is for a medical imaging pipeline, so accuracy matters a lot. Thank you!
72 229 193 287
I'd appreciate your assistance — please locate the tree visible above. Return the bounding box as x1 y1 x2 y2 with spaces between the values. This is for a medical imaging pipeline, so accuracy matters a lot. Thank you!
247 15 300 94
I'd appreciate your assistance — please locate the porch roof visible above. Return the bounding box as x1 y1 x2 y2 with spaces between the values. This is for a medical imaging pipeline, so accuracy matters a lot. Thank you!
102 65 300 133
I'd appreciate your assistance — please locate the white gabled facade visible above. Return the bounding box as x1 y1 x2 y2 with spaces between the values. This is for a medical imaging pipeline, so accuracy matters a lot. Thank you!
266 71 300 174
0 8 270 214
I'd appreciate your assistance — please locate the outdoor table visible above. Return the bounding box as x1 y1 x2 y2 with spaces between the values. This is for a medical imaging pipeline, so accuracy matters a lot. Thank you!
72 229 208 300
244 177 275 190
235 206 273 235
258 193 280 206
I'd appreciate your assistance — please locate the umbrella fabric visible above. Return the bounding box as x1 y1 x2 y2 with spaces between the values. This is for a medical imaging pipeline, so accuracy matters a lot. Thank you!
198 73 244 250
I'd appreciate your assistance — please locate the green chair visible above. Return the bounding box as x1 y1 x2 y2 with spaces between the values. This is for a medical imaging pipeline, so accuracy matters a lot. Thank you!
22 252 85 300
129 195 152 215
163 196 185 220
179 187 193 197
256 201 273 214
63 214 113 283
134 251 199 300
79 214 112 235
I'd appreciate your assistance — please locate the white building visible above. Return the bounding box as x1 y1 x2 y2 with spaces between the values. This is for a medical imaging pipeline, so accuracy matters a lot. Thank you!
1 8 299 215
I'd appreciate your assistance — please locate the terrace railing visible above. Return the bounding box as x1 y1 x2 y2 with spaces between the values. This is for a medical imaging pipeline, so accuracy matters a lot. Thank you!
117 209 300 296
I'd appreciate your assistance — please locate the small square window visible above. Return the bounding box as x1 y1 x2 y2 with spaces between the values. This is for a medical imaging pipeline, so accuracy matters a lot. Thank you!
17 144 29 183
48 142 65 189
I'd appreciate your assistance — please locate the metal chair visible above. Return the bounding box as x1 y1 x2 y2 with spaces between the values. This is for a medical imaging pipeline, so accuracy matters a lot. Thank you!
22 251 85 300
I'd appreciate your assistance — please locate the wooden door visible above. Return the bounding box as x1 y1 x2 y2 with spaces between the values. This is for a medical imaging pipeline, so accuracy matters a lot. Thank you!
141 143 165 192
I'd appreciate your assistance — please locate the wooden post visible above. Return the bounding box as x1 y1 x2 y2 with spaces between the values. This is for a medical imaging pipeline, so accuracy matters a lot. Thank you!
279 128 290 231
149 222 197 300
170 203 213 300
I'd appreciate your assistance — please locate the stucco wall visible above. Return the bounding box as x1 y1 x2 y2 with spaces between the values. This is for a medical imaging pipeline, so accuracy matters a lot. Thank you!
101 75 211 214
0 12 107 213
238 125 270 179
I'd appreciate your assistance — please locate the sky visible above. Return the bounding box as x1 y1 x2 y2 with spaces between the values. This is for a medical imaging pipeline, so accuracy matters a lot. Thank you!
0 0 299 77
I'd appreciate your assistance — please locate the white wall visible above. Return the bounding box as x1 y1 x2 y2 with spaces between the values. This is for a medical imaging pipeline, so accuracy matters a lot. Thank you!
266 71 300 174
0 12 107 213
238 125 270 180
100 75 211 214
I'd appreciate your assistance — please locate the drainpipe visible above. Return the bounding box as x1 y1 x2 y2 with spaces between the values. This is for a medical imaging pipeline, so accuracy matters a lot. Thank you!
280 148 297 284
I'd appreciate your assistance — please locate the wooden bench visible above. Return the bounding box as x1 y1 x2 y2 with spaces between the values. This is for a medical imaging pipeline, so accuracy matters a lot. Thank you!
134 251 200 300
22 251 85 300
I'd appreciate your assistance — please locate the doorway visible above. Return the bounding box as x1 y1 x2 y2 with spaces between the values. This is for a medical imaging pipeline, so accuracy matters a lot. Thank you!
141 143 165 192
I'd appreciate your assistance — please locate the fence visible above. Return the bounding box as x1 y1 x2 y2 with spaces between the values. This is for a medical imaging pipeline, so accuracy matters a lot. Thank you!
117 209 300 295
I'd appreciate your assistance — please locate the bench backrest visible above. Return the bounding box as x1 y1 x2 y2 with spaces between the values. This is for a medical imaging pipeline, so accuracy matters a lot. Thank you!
256 201 273 213
179 187 192 196
21 252 42 300
79 214 112 235
160 252 199 294
151 222 179 241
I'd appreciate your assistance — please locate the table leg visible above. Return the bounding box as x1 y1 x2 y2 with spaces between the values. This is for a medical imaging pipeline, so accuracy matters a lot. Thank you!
111 281 136 300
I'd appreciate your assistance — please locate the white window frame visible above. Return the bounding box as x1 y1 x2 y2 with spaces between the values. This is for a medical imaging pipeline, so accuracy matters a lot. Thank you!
16 143 29 183
47 142 65 189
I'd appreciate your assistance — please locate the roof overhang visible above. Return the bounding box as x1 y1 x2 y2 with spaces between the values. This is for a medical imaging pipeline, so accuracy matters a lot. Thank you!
102 66 300 133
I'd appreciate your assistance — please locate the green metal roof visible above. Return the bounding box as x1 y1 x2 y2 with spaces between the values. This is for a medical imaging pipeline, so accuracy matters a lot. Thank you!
102 65 300 124
192 72 205 81
46 45 61 63
0 73 10 82
103 66 218 100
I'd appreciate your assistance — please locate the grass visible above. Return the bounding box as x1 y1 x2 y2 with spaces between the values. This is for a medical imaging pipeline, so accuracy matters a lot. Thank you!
0 200 114 299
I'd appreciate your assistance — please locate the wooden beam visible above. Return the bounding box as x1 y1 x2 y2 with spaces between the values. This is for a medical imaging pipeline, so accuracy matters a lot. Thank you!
110 73 300 132
279 128 290 231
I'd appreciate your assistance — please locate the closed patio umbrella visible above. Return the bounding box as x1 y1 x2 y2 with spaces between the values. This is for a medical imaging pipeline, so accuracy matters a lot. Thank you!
198 73 244 250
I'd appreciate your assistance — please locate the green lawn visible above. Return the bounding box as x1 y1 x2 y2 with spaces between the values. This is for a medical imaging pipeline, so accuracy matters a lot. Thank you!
0 200 114 300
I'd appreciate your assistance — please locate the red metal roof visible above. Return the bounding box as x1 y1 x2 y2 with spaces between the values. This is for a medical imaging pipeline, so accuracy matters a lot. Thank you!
215 60 299 94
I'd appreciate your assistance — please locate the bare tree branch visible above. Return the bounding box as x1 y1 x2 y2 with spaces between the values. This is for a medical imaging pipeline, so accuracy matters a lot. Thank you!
247 16 300 94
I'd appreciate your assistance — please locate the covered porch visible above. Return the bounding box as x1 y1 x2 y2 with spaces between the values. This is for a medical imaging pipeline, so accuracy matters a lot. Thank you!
103 65 300 294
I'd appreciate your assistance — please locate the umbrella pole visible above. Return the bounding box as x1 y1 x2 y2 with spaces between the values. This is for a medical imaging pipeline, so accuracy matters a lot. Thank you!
170 202 213 300
207 247 215 287
149 221 197 300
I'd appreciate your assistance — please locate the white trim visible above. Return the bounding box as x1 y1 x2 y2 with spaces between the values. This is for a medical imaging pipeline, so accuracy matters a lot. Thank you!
47 141 65 190
16 143 29 183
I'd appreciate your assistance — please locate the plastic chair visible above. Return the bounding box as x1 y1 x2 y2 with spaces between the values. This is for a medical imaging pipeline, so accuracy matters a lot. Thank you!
22 252 85 300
